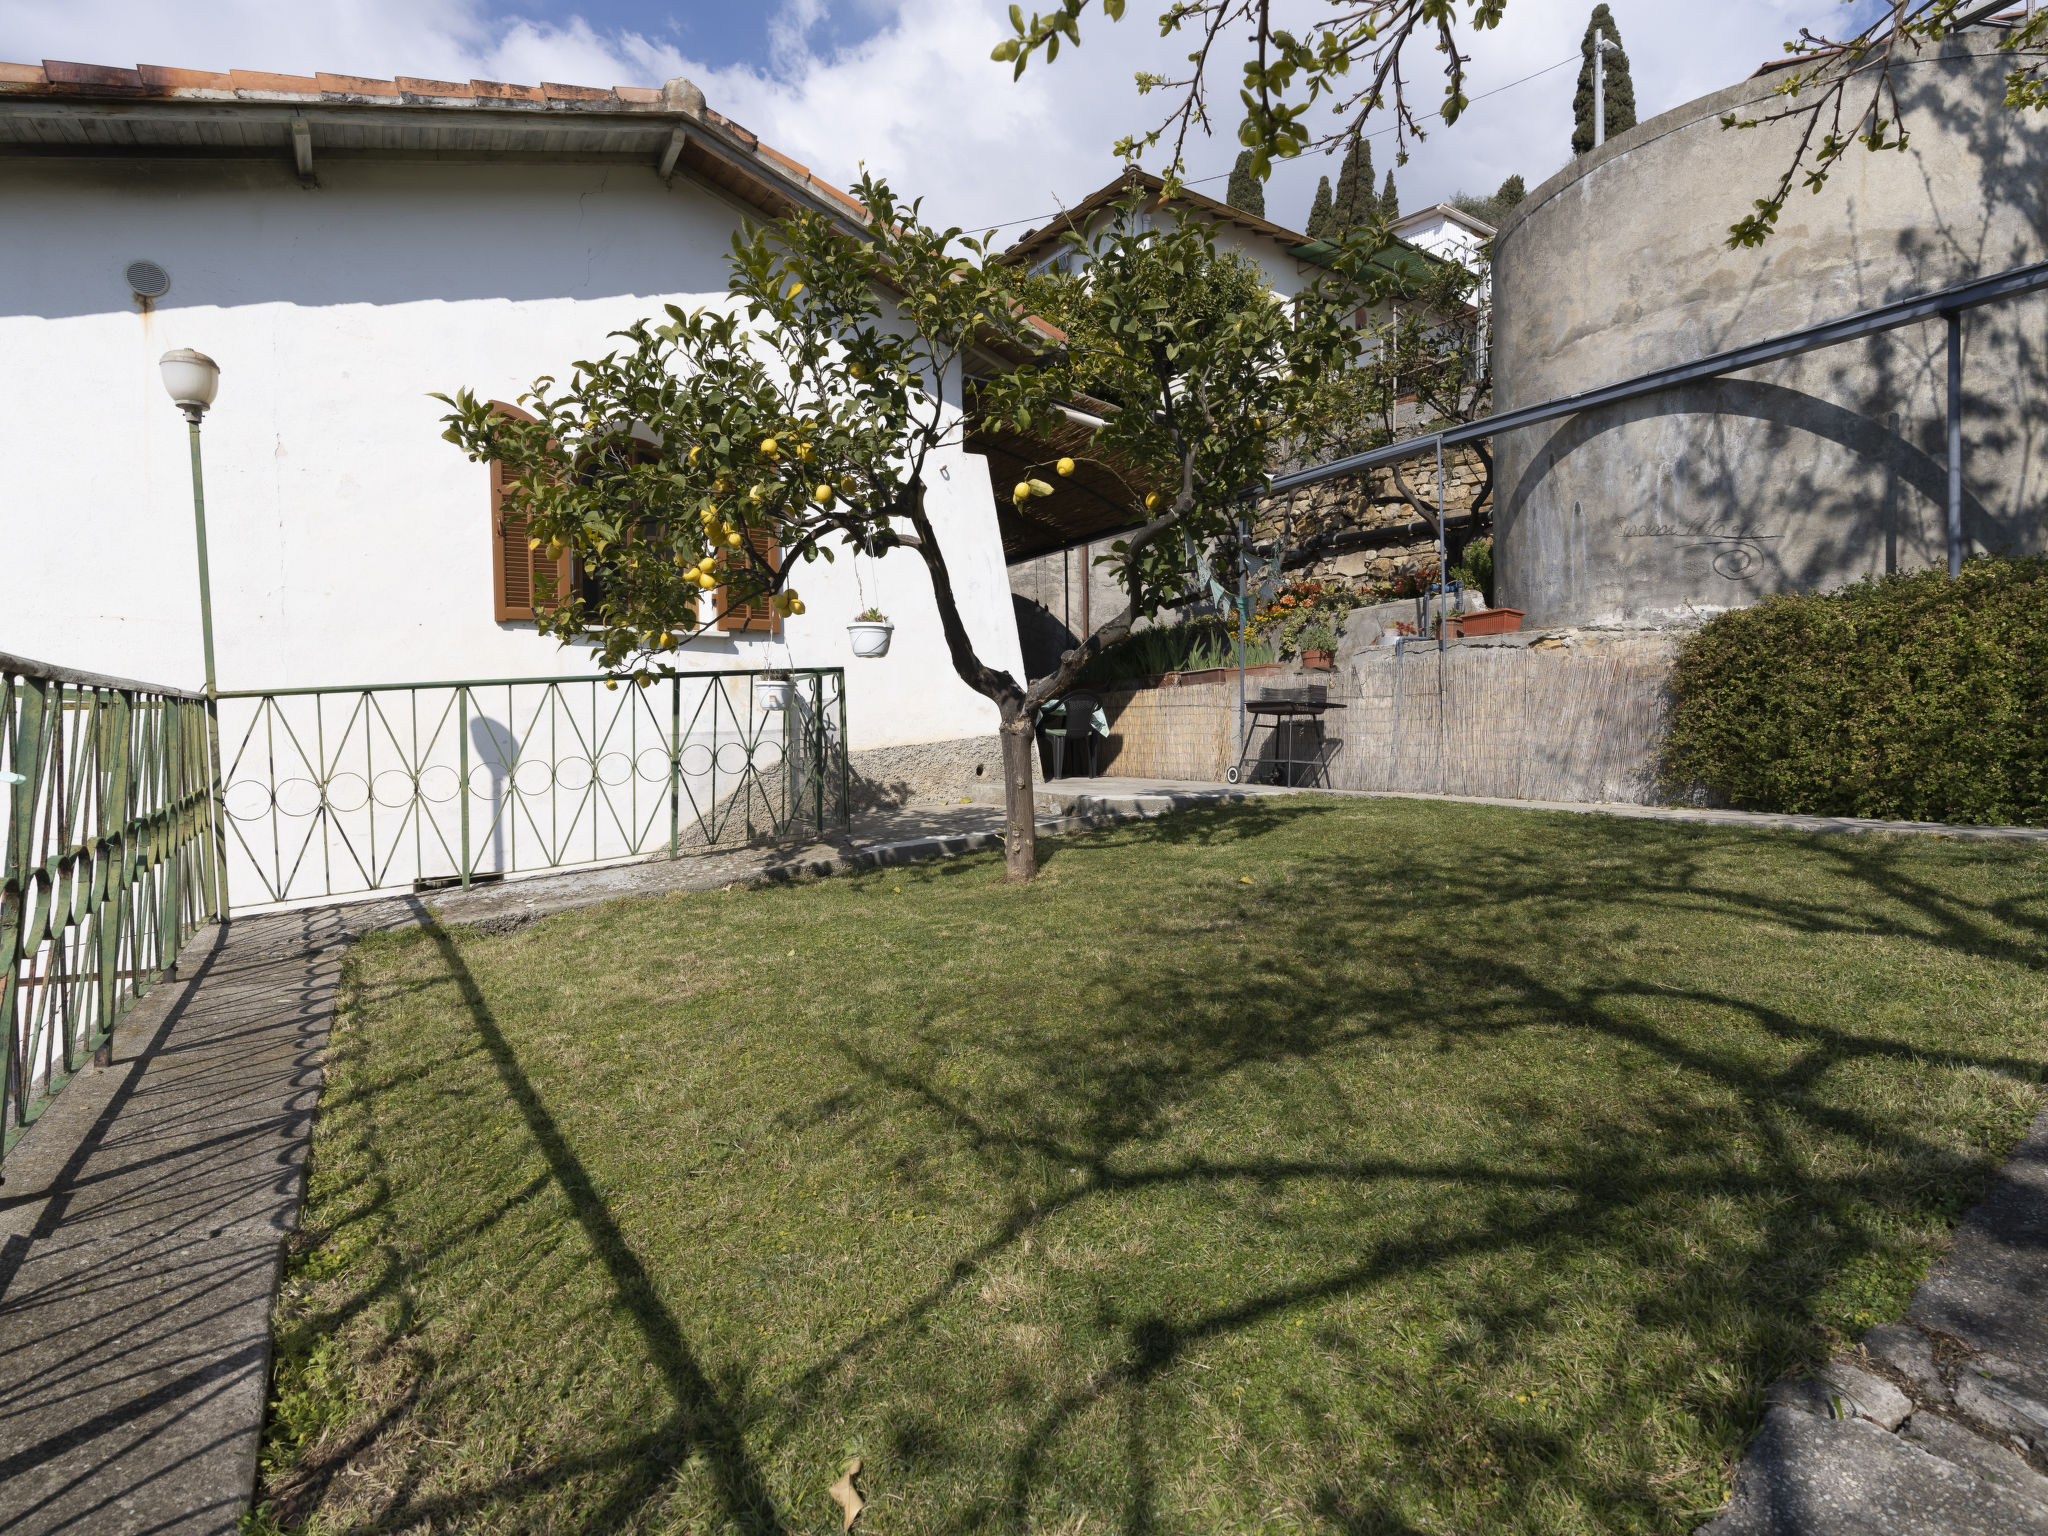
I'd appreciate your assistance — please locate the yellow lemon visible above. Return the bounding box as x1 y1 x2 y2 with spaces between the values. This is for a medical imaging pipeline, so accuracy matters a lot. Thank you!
1144 492 1161 512
1013 482 1031 500
838 475 857 495
760 437 780 457
796 443 814 462
658 632 673 649
1056 456 1075 477
791 598 805 615
637 674 652 689
848 363 866 380
698 556 717 572
813 483 835 505
727 531 744 547
698 571 717 589
605 679 619 691
547 539 564 559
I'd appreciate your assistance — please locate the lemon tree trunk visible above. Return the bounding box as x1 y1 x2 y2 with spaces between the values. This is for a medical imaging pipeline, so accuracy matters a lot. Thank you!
998 710 1040 882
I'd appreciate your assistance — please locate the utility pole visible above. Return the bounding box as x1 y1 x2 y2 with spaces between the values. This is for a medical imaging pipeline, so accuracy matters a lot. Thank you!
1594 35 1619 148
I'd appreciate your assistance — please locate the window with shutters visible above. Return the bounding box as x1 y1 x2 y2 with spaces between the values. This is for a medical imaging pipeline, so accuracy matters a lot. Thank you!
716 529 781 634
488 400 575 623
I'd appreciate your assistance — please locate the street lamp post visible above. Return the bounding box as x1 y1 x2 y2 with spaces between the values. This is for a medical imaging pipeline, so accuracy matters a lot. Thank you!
158 349 230 922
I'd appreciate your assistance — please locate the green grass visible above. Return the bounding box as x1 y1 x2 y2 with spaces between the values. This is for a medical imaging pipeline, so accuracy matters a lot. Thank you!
256 799 2048 1535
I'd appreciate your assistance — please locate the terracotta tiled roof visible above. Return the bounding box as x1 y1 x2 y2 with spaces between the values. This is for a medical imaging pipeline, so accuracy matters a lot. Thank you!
0 56 868 222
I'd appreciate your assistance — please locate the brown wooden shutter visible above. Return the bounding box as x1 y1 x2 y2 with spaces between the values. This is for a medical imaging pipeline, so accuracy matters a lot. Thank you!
716 528 781 633
488 400 573 621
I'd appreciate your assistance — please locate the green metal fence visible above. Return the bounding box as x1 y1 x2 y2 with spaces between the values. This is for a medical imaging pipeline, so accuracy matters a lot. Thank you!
213 669 849 908
1 653 224 1161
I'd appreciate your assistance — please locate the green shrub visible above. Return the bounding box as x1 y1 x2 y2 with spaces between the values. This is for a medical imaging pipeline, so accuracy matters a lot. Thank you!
1077 615 1276 685
1662 558 2048 825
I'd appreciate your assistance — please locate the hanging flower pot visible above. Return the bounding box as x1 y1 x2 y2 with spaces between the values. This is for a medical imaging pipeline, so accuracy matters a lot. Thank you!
756 670 792 711
848 609 893 658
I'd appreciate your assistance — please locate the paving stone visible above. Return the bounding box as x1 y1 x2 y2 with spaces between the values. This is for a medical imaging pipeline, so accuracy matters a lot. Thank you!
1912 1107 2048 1370
1900 1411 2048 1505
1818 1360 1913 1430
1767 1376 1862 1421
1698 1404 2048 1534
1955 1355 2048 1449
1861 1324 1948 1406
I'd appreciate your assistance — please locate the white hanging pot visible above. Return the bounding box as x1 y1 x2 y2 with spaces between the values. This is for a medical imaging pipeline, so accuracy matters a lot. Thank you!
848 620 894 658
756 676 792 712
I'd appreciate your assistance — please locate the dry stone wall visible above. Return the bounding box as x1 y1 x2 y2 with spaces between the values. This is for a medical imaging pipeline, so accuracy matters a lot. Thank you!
1260 443 1491 594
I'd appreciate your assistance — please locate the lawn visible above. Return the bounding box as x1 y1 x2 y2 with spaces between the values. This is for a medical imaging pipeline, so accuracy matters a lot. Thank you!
255 798 2048 1535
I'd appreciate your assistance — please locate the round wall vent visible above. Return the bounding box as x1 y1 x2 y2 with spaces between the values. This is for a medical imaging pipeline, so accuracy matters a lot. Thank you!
125 260 171 298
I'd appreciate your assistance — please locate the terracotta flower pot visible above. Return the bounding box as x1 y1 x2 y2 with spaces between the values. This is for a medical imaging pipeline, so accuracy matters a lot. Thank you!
1300 649 1335 670
1456 607 1525 637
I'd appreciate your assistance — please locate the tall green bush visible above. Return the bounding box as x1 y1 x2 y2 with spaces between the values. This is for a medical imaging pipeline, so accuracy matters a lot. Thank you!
1662 559 2048 825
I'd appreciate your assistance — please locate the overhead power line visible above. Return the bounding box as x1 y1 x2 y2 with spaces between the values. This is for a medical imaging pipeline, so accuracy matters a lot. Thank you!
960 50 1581 238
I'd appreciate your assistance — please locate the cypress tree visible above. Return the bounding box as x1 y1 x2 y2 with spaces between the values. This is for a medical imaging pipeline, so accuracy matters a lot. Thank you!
1494 173 1526 211
1380 168 1400 222
1306 175 1333 239
1331 135 1374 234
1225 149 1265 217
1572 4 1636 157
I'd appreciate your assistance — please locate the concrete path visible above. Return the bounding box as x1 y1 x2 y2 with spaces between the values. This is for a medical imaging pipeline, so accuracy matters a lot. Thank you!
0 910 351 1534
1035 776 2048 842
1699 1109 2048 1533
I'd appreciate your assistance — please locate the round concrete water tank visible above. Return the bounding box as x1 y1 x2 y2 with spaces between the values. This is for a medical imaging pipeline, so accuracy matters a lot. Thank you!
1491 31 2048 629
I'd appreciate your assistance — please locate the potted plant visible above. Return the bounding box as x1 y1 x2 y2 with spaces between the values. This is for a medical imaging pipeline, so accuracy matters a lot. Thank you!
1297 620 1338 670
756 669 792 711
848 606 893 657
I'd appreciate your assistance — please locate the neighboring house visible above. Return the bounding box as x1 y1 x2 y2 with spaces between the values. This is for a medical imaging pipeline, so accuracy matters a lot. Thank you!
1000 166 1340 301
987 168 1448 678
0 58 1024 753
1388 203 1495 275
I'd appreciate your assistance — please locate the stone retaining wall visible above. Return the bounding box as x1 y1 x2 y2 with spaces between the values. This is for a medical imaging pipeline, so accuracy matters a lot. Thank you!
1093 627 1676 804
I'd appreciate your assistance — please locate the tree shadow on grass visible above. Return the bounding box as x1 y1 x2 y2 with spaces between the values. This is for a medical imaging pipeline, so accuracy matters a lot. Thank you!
274 801 2048 1534
775 806 2048 1531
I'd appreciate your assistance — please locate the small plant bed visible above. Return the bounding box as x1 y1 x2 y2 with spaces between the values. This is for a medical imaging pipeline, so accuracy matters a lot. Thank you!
257 801 2048 1534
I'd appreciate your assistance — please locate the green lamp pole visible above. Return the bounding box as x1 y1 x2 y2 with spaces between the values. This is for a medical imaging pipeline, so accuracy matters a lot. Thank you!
158 349 230 921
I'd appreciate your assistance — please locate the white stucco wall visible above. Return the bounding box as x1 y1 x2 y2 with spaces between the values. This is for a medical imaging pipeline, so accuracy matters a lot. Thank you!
0 155 1020 749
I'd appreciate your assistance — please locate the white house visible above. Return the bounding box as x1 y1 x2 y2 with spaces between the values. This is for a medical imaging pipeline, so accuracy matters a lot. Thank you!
1387 203 1495 275
0 58 1025 760
1000 166 1338 302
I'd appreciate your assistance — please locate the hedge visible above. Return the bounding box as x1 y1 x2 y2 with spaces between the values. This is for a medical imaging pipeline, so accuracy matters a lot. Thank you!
1661 557 2048 826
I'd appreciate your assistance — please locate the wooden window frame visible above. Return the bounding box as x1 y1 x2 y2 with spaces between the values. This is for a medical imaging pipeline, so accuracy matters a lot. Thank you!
488 399 575 623
716 528 781 634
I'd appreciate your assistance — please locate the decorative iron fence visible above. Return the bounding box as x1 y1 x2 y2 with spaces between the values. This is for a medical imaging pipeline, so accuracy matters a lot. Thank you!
213 669 848 908
1 654 224 1163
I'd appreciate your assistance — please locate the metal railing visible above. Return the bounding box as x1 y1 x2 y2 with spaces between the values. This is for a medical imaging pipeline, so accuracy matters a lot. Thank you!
2 654 224 1161
213 669 849 908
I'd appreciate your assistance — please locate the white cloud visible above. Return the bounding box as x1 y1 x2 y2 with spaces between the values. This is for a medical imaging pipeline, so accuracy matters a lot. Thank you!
0 0 1854 235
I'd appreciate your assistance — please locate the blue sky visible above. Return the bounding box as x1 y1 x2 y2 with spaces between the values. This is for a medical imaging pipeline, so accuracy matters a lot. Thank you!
484 0 892 72
0 1 1886 235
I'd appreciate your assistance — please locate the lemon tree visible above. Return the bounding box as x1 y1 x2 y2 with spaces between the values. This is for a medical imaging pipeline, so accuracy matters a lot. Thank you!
437 174 1362 880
